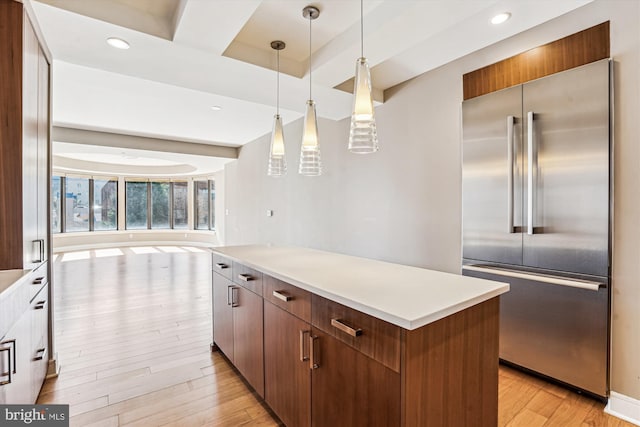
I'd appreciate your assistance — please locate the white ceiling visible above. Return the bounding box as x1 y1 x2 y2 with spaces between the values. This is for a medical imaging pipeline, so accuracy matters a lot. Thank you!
30 0 592 174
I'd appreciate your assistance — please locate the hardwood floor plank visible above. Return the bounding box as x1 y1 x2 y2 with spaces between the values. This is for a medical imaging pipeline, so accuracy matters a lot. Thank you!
38 247 633 427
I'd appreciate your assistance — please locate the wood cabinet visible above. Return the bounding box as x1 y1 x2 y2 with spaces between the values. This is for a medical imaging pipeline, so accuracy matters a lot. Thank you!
212 274 234 360
232 286 264 397
0 0 50 271
211 251 501 427
310 327 400 427
264 301 311 427
212 257 264 397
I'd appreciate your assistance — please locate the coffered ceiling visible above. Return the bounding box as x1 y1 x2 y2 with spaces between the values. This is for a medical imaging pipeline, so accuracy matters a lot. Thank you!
30 0 592 174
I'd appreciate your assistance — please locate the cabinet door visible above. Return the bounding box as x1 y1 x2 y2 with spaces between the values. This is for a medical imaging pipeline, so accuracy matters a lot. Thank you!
36 45 49 261
22 12 40 269
0 311 32 404
311 328 400 427
30 284 48 401
233 286 264 397
212 273 234 361
264 301 311 427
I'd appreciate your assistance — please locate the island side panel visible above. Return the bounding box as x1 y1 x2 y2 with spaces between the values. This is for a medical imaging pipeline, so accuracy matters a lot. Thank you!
401 297 500 427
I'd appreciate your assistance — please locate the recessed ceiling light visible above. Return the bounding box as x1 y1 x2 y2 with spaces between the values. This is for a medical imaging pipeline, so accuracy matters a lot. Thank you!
107 37 130 49
210 105 222 111
491 12 511 25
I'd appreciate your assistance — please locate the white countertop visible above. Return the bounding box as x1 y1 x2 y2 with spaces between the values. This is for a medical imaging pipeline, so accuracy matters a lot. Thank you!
212 245 509 330
0 269 31 296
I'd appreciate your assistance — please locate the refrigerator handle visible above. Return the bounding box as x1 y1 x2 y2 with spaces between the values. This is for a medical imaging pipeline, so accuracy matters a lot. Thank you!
507 115 515 233
462 265 604 292
527 111 535 235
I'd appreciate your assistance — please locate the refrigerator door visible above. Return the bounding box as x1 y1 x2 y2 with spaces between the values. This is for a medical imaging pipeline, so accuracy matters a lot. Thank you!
522 59 610 277
463 265 609 398
462 85 523 265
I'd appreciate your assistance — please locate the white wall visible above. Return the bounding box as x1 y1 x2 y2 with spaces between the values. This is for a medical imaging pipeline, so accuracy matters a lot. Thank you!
224 0 640 403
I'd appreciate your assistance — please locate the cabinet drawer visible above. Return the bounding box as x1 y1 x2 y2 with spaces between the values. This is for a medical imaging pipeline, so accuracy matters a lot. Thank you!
232 262 263 296
212 253 233 280
311 295 401 373
264 275 311 323
29 262 48 303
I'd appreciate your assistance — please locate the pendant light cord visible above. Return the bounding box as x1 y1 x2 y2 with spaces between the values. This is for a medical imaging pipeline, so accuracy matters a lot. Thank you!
308 14 312 100
360 0 364 58
276 49 280 115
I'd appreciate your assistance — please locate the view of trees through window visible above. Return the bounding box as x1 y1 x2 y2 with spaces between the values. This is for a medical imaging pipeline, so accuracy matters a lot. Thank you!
195 180 215 230
53 176 212 233
125 181 148 230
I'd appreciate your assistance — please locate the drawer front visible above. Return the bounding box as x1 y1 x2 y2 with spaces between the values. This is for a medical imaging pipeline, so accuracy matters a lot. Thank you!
232 262 263 296
264 275 311 323
312 295 401 373
212 253 233 280
29 261 48 303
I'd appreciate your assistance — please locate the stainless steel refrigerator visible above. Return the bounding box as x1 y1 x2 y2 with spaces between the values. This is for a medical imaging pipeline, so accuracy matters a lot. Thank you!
461 59 612 399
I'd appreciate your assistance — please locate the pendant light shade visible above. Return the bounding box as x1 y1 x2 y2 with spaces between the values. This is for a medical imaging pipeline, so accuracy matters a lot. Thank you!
268 113 286 176
299 100 322 176
268 40 287 176
348 0 378 154
349 57 378 153
299 6 322 176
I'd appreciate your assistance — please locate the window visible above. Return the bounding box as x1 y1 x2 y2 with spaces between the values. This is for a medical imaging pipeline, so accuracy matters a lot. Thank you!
126 181 189 230
195 179 215 230
195 181 209 230
151 182 170 229
125 181 148 230
52 176 61 234
93 179 118 231
65 177 90 232
172 181 188 229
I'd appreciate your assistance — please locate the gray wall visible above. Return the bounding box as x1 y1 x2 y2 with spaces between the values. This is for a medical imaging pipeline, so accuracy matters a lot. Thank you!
224 0 640 401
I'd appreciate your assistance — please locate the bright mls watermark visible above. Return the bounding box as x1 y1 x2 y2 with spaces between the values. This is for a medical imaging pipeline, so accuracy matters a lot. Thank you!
1 405 69 426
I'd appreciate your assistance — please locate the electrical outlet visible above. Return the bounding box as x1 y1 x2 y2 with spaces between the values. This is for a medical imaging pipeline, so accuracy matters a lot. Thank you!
266 210 273 217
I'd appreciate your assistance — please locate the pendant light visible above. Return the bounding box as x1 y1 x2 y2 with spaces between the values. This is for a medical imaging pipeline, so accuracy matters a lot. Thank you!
268 40 287 177
348 0 378 153
299 6 322 176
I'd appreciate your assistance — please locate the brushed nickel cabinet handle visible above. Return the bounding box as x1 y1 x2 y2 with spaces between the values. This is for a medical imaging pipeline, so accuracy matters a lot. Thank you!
238 274 253 282
34 300 47 310
0 346 11 386
33 348 46 361
227 286 232 306
273 290 292 302
215 263 229 269
0 339 16 376
299 330 310 362
309 335 319 369
231 287 239 307
32 276 44 285
331 318 363 337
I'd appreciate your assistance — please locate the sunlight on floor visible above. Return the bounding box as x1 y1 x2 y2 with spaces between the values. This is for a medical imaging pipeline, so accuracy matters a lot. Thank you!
182 247 206 253
130 247 160 254
158 246 186 253
94 248 124 258
61 251 91 262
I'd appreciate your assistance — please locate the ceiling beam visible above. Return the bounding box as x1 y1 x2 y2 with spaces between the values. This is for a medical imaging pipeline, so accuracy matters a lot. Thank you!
52 126 238 159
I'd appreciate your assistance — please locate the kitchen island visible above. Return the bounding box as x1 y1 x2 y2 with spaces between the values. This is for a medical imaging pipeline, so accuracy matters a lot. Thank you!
211 245 509 427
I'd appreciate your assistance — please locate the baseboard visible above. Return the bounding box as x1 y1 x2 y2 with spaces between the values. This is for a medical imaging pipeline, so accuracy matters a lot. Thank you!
605 391 640 426
46 355 60 379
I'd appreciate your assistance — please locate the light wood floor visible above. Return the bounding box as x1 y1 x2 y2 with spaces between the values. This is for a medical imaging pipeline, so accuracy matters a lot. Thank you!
38 247 633 427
